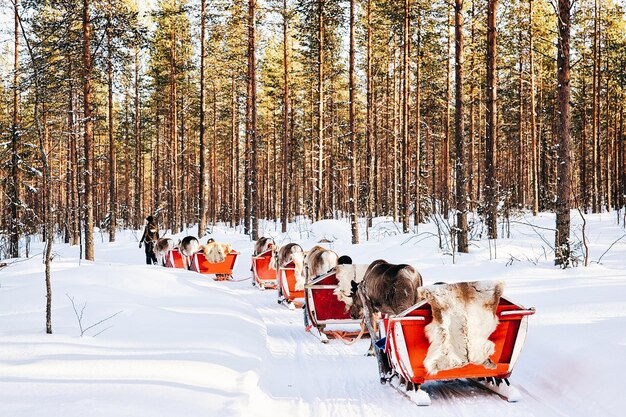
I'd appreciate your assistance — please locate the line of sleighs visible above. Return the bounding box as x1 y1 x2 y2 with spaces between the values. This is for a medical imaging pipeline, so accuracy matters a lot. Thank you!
154 235 536 406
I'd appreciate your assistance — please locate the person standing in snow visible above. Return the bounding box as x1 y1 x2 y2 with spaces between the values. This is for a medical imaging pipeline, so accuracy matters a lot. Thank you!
139 215 159 265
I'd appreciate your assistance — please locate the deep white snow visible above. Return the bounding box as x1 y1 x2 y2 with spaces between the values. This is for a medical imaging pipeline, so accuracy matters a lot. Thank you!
1 211 625 416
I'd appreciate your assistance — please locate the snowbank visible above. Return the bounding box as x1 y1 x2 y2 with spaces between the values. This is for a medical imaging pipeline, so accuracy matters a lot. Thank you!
1 211 625 416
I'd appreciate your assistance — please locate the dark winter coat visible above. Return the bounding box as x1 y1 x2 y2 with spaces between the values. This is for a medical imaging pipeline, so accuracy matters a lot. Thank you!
140 221 160 244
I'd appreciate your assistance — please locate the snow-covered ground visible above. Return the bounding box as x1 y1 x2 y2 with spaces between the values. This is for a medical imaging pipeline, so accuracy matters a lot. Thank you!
1 211 625 416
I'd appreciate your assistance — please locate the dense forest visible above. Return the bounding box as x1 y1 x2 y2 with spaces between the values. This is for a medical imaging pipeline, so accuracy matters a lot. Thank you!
1 0 625 266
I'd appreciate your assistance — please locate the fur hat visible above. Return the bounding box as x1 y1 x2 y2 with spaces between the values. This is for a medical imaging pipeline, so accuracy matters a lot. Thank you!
337 255 353 265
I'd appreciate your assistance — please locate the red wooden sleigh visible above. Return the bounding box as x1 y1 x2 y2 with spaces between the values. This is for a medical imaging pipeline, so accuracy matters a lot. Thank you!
252 249 278 289
277 260 305 309
382 295 535 405
164 248 188 269
304 270 366 343
190 251 239 280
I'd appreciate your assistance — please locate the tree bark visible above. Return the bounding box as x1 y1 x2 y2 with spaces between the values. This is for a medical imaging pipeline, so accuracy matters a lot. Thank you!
246 0 258 239
529 0 539 215
455 0 468 253
169 25 179 232
107 13 116 242
281 0 290 233
468 0 476 211
485 0 498 239
10 0 20 258
198 0 207 237
401 0 411 233
591 0 600 213
134 47 142 228
83 0 95 260
414 11 422 226
316 0 325 221
349 0 359 243
443 4 451 214
555 0 572 266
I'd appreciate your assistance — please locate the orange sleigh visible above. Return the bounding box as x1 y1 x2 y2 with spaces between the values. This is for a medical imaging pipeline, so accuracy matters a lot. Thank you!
190 250 239 280
252 249 278 289
277 260 305 309
164 248 188 269
382 296 535 405
304 270 366 343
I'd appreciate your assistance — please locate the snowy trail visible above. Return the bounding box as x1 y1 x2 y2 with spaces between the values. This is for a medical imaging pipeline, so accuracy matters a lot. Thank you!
2 214 625 416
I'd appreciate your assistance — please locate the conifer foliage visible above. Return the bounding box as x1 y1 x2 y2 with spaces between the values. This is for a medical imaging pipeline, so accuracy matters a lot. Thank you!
0 0 624 264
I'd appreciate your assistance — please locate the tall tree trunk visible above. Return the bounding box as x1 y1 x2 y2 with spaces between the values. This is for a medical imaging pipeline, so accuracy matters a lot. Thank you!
401 0 411 233
281 0 290 233
443 4 451 214
231 75 237 227
485 0 498 239
414 11 422 226
212 87 218 225
468 0 476 211
517 22 524 207
246 0 258 239
10 0 20 258
316 0 325 221
42 111 53 334
107 13 116 242
169 26 179 233
349 0 359 244
366 0 374 234
83 0 95 260
134 47 142 228
68 60 79 245
592 0 600 213
529 0 539 215
392 43 398 221
198 0 207 237
581 79 588 211
455 0 468 253
555 0 572 266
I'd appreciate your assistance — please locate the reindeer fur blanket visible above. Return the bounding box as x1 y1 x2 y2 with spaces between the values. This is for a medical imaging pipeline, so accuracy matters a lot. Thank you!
333 264 370 307
418 281 504 375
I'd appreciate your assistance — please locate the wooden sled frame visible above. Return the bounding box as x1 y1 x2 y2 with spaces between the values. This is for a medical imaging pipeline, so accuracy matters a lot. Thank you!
164 248 189 269
277 260 305 309
190 250 239 280
305 270 367 343
252 249 278 290
383 296 535 404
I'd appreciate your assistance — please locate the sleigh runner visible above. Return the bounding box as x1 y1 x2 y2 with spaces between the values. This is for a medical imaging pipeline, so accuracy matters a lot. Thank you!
304 270 367 343
252 249 278 289
381 291 535 405
190 250 239 280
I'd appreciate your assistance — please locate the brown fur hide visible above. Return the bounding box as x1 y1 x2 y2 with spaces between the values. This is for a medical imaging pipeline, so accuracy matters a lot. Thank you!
270 243 305 291
179 236 200 257
254 237 274 256
153 238 175 265
305 245 338 281
350 259 423 319
418 281 504 375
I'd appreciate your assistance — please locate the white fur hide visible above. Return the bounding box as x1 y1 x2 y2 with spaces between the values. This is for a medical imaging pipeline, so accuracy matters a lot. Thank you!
202 242 232 263
418 281 504 375
333 264 369 306
292 251 306 291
